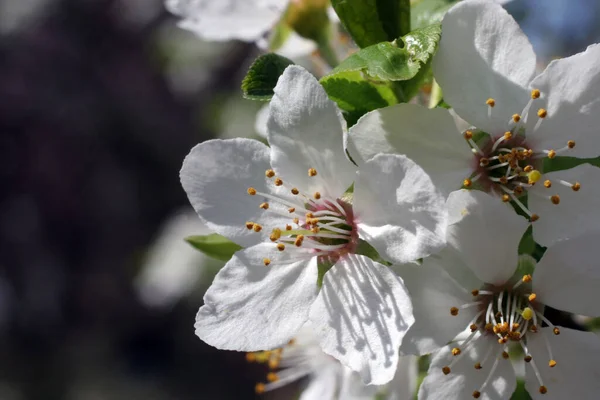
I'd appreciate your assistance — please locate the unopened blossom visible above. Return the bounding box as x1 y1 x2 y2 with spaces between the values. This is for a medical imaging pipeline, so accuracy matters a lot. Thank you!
346 0 600 247
180 65 447 384
247 323 418 399
397 189 600 400
166 0 334 59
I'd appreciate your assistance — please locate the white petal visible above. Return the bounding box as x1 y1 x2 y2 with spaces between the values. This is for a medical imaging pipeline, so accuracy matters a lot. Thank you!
166 0 287 42
268 65 355 198
195 243 318 351
346 103 472 197
527 44 600 158
254 104 270 139
274 31 318 59
533 231 600 317
354 153 448 264
180 138 287 247
384 355 418 400
337 368 379 400
433 0 536 134
398 248 482 356
529 164 600 247
299 365 340 400
446 190 528 285
525 327 600 400
309 254 414 385
419 336 517 400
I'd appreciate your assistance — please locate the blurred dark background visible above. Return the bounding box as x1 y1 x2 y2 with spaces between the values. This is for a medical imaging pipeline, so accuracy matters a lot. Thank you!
0 0 599 399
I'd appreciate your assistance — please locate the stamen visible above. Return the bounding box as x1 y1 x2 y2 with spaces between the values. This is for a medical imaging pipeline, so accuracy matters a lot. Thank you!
265 169 275 178
247 187 257 195
550 195 560 205
512 114 521 123
263 258 271 266
308 168 317 177
537 109 547 118
260 202 269 209
486 98 496 107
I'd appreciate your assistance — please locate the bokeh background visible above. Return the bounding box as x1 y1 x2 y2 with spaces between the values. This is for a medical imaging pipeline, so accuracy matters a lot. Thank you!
1 0 599 399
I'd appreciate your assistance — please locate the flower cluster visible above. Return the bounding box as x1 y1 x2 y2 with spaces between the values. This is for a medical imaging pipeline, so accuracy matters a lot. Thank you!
177 0 600 399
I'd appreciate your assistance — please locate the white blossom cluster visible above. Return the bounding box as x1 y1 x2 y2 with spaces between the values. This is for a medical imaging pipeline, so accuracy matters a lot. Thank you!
172 0 600 398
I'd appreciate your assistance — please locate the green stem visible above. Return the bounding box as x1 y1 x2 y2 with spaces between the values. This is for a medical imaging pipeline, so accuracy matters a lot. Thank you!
316 30 339 68
429 79 443 109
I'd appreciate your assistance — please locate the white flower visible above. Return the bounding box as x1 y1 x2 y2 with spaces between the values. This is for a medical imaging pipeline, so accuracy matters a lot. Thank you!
345 0 600 247
397 189 600 400
180 65 448 384
247 323 418 399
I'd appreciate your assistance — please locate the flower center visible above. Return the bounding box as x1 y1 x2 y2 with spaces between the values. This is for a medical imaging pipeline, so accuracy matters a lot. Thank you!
445 274 560 397
247 167 357 266
462 89 580 222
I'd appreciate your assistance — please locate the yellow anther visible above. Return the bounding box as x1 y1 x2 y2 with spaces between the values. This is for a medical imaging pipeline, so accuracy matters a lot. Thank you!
246 221 255 230
267 372 279 382
502 194 511 203
308 168 317 177
464 130 473 140
293 218 299 224
504 131 513 140
486 98 496 107
539 386 547 394
285 224 292 231
311 227 320 233
294 235 305 247
495 312 503 319
550 195 560 205
530 325 538 333
305 212 314 218
463 179 472 188
523 274 532 283
528 170 542 184
246 353 257 362
263 258 271 266
567 140 576 149
530 214 539 222
524 355 532 363
274 178 283 186
268 359 280 369
523 165 533 173
549 360 557 368
547 149 556 159
252 224 263 233
513 186 524 195
291 188 299 195
452 347 461 356
255 383 266 394
473 390 481 399
260 202 269 210
277 243 285 251
474 362 482 370
265 169 275 178
522 307 534 320
450 307 459 316
499 176 508 185
471 289 479 296
288 207 296 213
553 327 561 335
498 337 507 344
314 192 321 200
470 324 478 332
543 180 552 188
479 157 489 166
502 351 510 359
512 114 521 122
484 323 493 332
270 228 281 242
247 187 257 195
531 89 541 99
528 293 537 302
442 366 451 375
537 108 547 118
572 182 581 191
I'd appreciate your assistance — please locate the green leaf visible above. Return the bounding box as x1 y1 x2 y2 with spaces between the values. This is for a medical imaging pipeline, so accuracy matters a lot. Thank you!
185 234 242 262
328 23 441 82
331 0 411 48
321 70 398 126
542 156 600 173
241 53 295 101
411 0 458 29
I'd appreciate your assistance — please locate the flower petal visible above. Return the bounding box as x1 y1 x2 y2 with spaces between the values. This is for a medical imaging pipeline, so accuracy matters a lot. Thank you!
268 65 355 198
533 231 600 317
398 248 482 356
433 0 536 134
354 153 448 264
195 243 318 351
527 44 600 158
166 0 287 42
384 355 418 400
346 103 473 197
299 365 340 400
447 190 528 285
309 254 414 385
529 163 600 247
525 327 600 400
180 138 288 247
337 368 379 400
419 336 517 400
